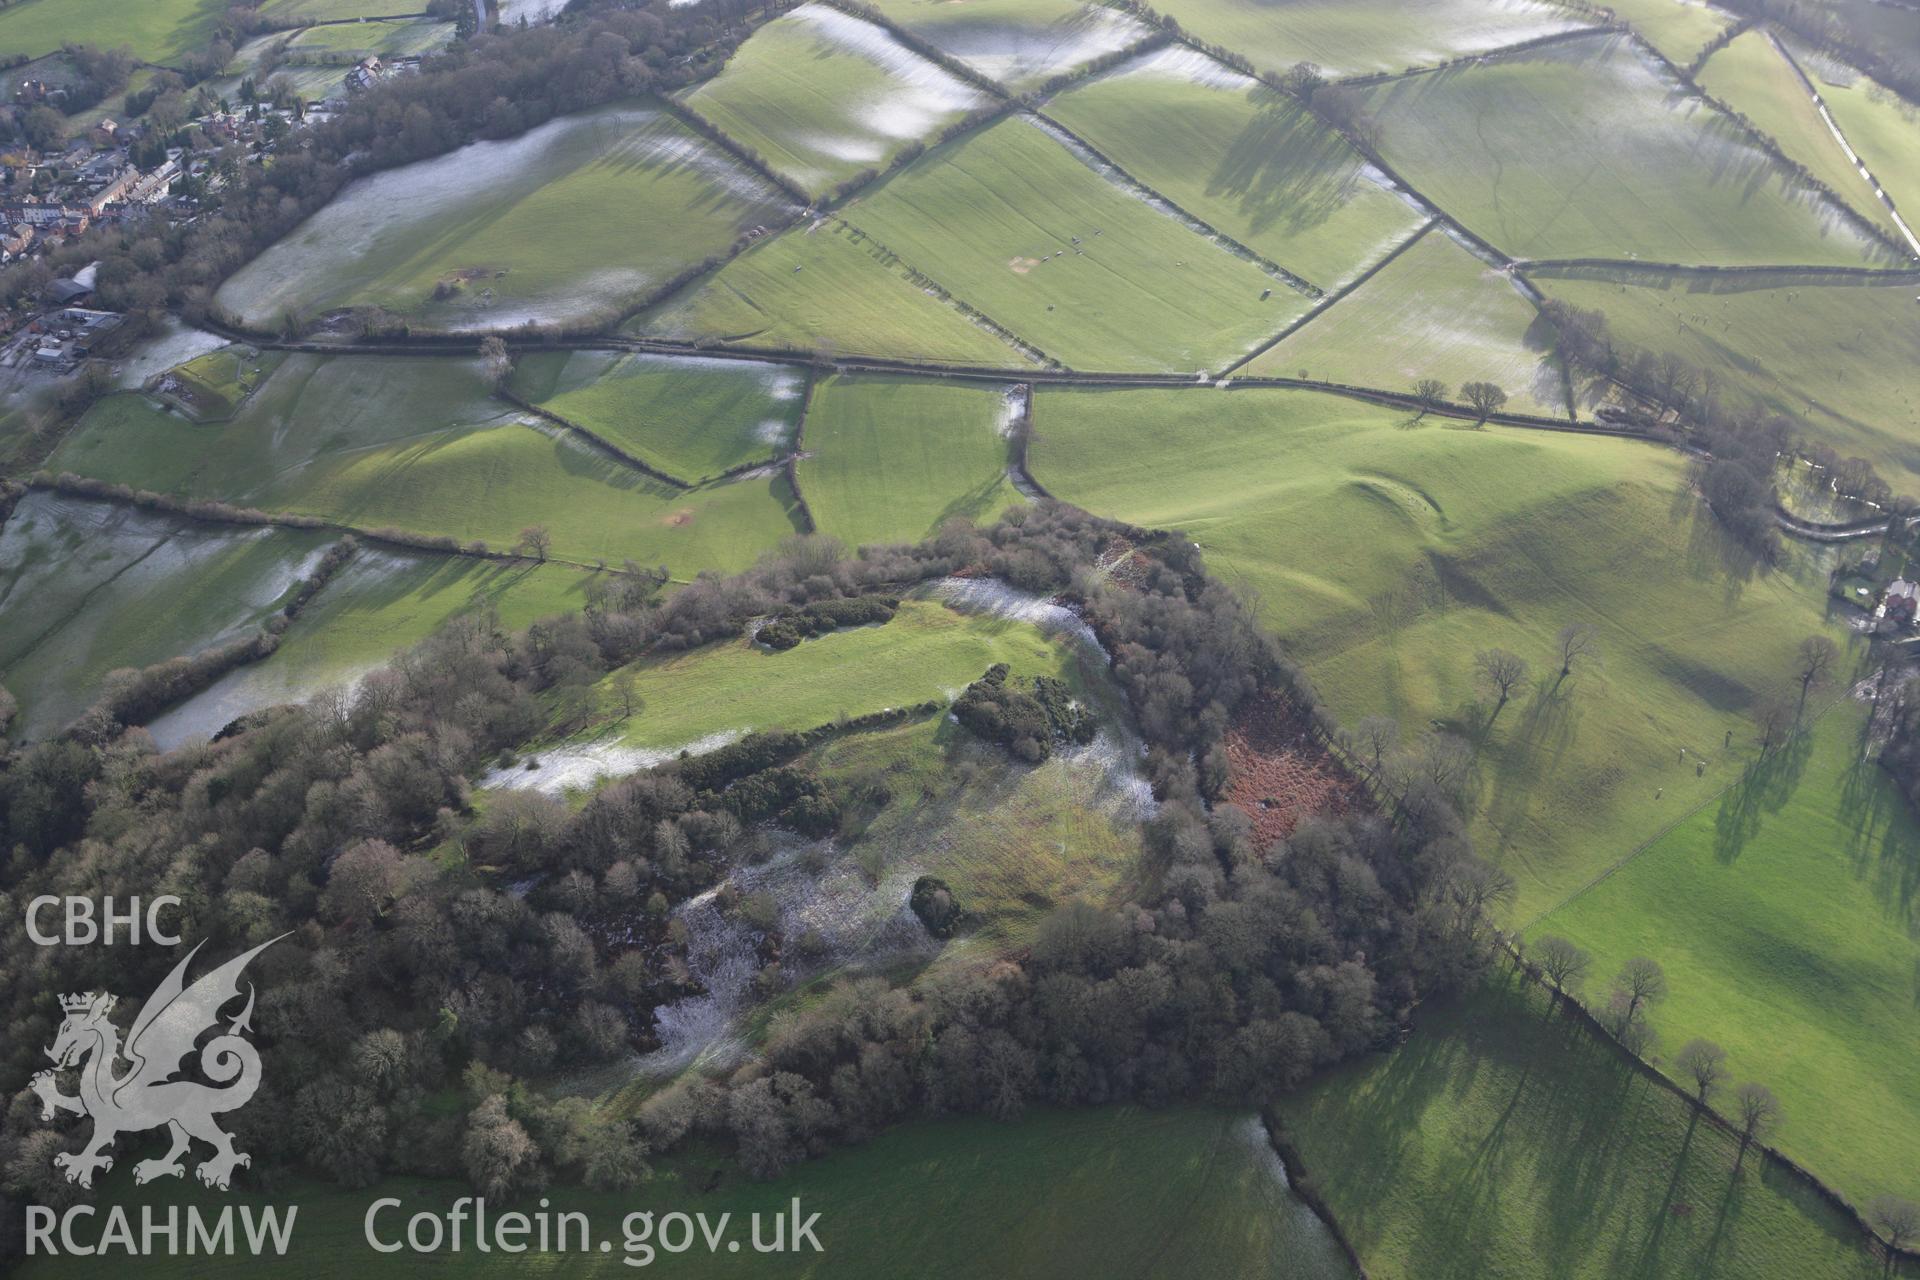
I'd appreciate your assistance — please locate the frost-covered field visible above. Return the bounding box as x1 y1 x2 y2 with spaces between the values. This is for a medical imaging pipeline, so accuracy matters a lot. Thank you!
215 102 797 333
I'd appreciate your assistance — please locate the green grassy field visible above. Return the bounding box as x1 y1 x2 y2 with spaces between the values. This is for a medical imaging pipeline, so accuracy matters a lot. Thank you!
1029 385 1844 920
1529 700 1920 1207
843 115 1292 371
1275 972 1906 1279
510 351 807 482
1810 57 1920 244
1043 46 1426 291
16 1107 1351 1279
862 0 1153 91
798 374 1020 547
154 346 282 421
680 3 994 199
214 102 796 334
1243 228 1571 416
1697 30 1900 241
1603 0 1741 66
588 595 1077 754
282 18 455 63
51 356 805 573
0 492 331 740
1333 33 1898 267
1148 0 1590 79
146 554 595 748
0 0 226 62
1537 269 1920 488
632 217 1034 365
257 0 402 18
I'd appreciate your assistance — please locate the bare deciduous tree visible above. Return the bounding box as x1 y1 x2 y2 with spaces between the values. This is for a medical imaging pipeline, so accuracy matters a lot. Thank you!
1348 714 1398 777
1534 934 1591 1007
1733 1081 1778 1168
516 525 552 562
1555 622 1600 684
1795 634 1838 708
480 334 512 390
1614 956 1666 1028
1461 381 1508 423
1412 378 1448 419
1754 696 1794 751
1474 648 1530 727
1869 1196 1920 1272
1675 1037 1727 1104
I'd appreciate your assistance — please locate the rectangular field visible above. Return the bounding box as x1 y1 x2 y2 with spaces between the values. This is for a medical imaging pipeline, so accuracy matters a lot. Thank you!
0 0 227 62
1334 32 1900 267
1044 46 1426 290
680 3 994 199
844 115 1293 371
863 0 1154 91
1244 227 1571 416
1148 0 1592 79
510 351 807 483
1807 51 1920 246
214 102 797 334
632 217 1036 366
1602 0 1740 66
1028 384 1842 919
798 374 1021 547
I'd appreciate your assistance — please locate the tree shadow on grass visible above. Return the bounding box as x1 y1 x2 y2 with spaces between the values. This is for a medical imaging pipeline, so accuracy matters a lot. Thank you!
1478 675 1583 845
1712 727 1814 863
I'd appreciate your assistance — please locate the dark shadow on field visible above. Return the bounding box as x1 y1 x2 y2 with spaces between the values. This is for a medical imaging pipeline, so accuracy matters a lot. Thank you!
1478 675 1582 842
1712 727 1813 863
933 472 1020 530
1836 710 1920 927
1209 92 1368 239
1670 483 1764 604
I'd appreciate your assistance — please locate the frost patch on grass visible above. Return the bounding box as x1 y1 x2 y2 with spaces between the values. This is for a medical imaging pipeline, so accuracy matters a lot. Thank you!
109 320 230 391
1106 42 1255 93
931 575 1105 659
481 729 744 796
933 4 1151 89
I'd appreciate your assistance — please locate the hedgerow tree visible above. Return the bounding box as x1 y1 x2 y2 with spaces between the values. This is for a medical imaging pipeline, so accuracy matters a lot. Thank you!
1733 1081 1778 1169
1534 934 1591 1008
1461 381 1508 423
1473 648 1529 729
1675 1037 1727 1104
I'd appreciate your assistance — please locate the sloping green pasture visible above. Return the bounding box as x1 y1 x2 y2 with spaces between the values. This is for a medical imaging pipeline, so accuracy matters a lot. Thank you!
862 0 1154 91
844 115 1292 371
1333 33 1899 267
214 102 796 333
798 374 1020 547
1538 269 1920 488
1530 700 1920 1207
1044 45 1426 291
1244 228 1571 416
1275 973 1907 1280
511 351 807 482
633 217 1033 366
680 3 994 199
1029 385 1842 919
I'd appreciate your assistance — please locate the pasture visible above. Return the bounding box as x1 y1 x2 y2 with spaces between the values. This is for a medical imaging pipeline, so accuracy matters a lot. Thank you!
0 0 225 62
1028 385 1843 919
862 0 1153 91
509 350 807 482
214 103 797 334
1529 700 1920 1208
146 555 595 749
0 493 330 741
1146 0 1591 79
1537 269 1920 488
1697 30 1900 241
281 18 455 63
1809 55 1920 241
798 374 1020 548
256 0 402 18
1275 972 1907 1279
1243 227 1571 417
16 1108 1350 1279
632 217 1034 366
51 355 805 573
1333 33 1899 267
1043 46 1426 291
844 115 1291 371
1601 0 1741 66
679 3 994 199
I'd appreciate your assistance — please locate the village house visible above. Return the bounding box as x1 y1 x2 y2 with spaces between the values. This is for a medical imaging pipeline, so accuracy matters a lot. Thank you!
1878 578 1918 630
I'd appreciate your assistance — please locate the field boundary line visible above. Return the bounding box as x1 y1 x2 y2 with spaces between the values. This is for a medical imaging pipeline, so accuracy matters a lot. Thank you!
494 388 696 490
1326 22 1621 91
785 364 819 534
1218 220 1437 376
1027 112 1323 297
1518 694 1848 932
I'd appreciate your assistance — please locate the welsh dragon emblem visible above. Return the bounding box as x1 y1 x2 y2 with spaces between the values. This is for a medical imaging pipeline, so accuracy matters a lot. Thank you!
30 936 282 1191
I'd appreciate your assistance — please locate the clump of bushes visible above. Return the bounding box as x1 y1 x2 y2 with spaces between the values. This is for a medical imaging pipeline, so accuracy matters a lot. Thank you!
756 596 899 650
909 875 962 937
952 663 1095 762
